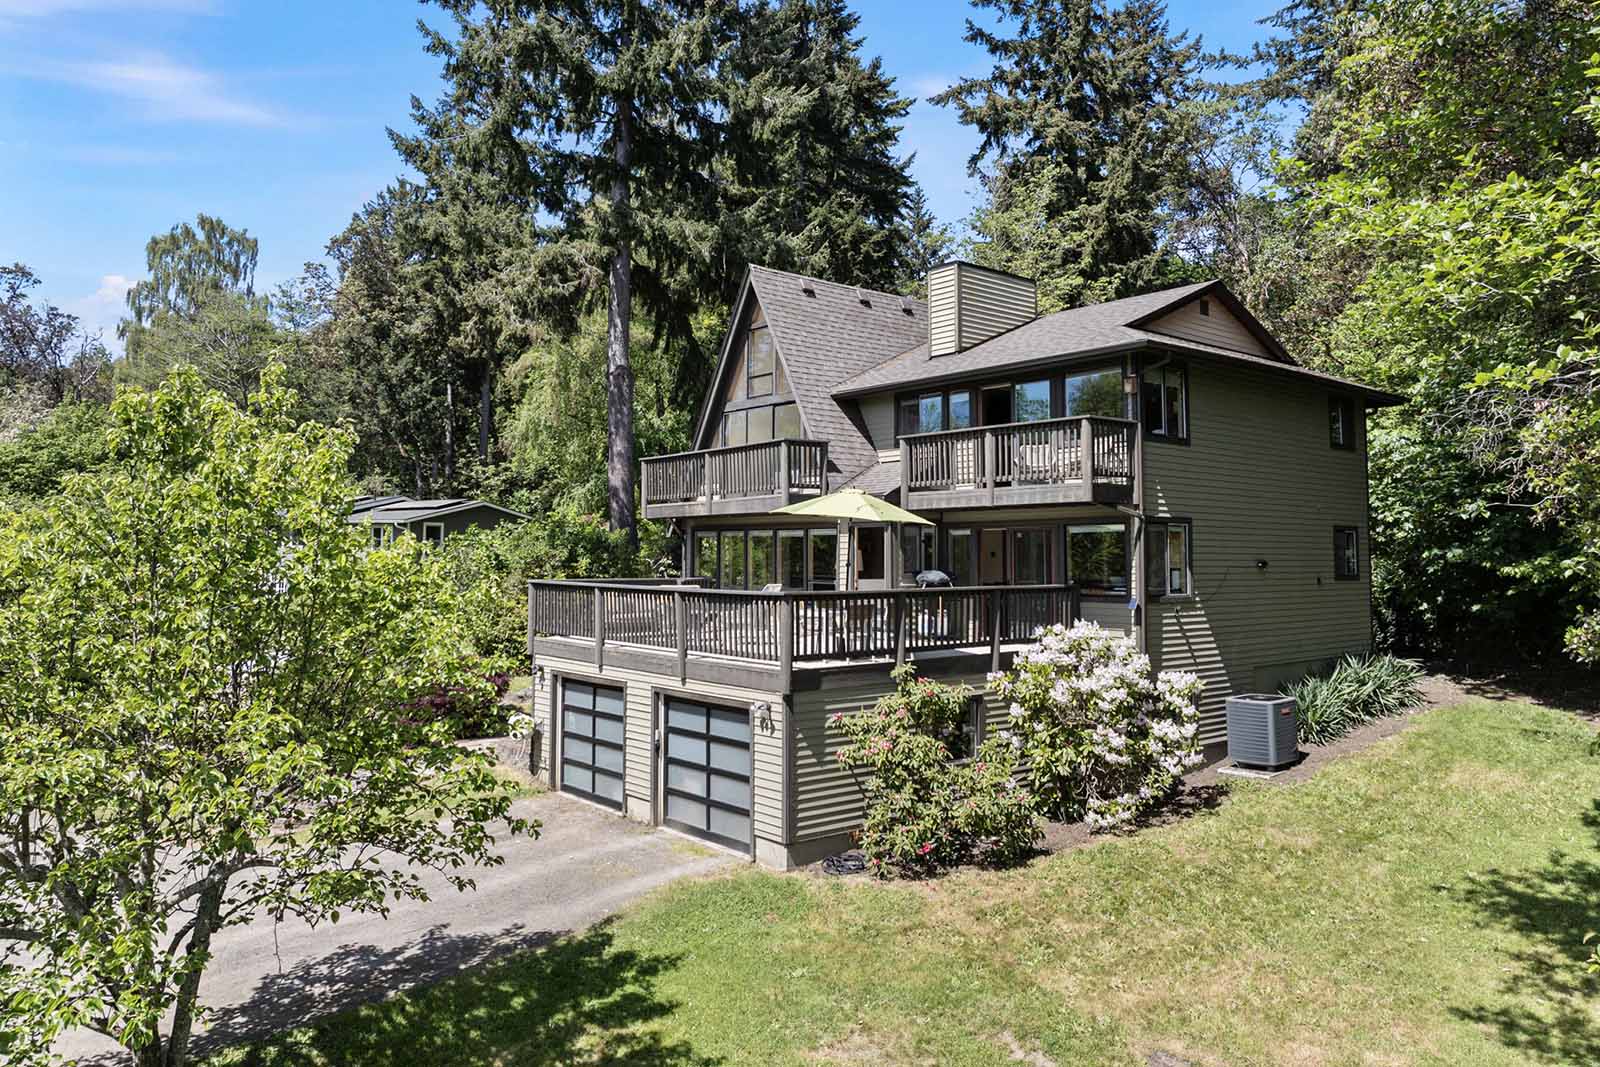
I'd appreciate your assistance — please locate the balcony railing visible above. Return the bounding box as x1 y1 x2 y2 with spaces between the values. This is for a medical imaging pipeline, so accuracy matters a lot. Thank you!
529 580 1081 686
899 415 1136 508
640 438 829 519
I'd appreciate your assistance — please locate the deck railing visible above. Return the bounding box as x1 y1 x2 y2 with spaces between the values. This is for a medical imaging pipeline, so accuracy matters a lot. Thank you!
899 415 1135 503
640 438 829 512
529 580 1080 682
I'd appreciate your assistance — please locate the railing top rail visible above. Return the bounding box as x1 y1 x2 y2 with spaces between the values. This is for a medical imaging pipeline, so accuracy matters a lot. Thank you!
530 579 1073 599
898 414 1136 442
641 436 824 464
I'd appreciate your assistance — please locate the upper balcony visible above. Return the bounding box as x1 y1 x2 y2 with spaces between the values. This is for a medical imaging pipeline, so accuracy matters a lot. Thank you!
641 438 829 520
899 415 1136 511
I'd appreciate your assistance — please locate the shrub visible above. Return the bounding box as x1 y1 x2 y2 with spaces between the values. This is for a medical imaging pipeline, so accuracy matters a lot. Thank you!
989 622 1204 831
833 666 1040 877
402 672 512 740
1284 653 1424 745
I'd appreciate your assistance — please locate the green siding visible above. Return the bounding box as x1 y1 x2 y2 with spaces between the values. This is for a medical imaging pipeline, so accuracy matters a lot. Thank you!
1143 359 1372 744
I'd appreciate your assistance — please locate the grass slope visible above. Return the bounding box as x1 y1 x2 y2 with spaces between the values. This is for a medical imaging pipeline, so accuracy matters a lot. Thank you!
211 700 1600 1066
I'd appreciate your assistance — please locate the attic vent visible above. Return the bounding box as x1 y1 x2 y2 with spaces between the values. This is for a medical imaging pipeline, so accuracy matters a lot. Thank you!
1199 298 1211 317
800 280 816 297
855 287 871 307
899 295 915 315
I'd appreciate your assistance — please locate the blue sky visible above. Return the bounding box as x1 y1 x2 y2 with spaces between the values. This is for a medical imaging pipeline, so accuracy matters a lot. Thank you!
0 0 1280 352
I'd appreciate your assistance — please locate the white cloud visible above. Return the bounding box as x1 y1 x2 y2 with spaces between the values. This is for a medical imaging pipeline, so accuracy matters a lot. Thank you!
65 274 134 354
16 52 289 126
907 74 957 101
0 1 215 14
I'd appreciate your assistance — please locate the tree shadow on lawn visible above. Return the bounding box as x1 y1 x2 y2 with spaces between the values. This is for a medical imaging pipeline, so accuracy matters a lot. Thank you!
1449 800 1600 1063
192 920 718 1067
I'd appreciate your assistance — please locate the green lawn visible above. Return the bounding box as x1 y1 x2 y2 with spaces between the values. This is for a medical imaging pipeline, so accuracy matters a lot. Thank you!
211 700 1600 1066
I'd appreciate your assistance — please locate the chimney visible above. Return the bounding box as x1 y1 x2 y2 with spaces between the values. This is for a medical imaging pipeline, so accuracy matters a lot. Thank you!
927 261 1037 356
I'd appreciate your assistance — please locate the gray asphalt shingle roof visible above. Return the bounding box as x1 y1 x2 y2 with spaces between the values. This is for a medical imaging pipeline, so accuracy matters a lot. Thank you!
747 265 928 482
837 458 903 500
348 497 529 525
829 278 1401 405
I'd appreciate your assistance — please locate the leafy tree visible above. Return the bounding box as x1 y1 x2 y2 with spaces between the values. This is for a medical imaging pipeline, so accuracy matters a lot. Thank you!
934 0 1207 310
1276 0 1600 663
0 367 531 1067
401 0 735 546
0 401 112 503
718 0 917 297
120 214 260 369
0 263 113 407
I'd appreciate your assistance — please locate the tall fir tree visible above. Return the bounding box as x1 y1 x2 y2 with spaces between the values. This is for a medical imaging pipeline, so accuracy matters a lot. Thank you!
934 0 1206 311
895 185 954 297
398 0 734 546
717 0 917 298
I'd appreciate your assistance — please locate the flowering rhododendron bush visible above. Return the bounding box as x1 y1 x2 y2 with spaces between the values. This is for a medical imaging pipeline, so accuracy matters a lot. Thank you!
990 621 1203 829
833 665 1039 877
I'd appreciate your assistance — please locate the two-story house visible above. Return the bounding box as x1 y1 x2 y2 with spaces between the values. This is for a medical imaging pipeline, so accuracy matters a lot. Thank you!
526 261 1401 867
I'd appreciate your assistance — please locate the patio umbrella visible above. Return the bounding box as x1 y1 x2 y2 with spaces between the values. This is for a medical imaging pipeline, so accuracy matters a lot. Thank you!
770 486 932 525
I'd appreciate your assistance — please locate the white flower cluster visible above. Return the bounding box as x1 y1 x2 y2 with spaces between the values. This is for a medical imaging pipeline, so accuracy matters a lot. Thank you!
989 621 1206 830
507 711 538 741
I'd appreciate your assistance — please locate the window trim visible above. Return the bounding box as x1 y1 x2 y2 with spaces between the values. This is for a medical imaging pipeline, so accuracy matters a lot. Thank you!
422 521 445 547
1329 394 1356 451
1333 526 1360 581
1141 360 1190 445
893 360 1127 442
1145 518 1194 600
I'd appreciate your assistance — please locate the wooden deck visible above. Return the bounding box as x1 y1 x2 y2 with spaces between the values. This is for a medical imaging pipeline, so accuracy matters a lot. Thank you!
528 580 1081 691
641 438 829 519
899 415 1136 509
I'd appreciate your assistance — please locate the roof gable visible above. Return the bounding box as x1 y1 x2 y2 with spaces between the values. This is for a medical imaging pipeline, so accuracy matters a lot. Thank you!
1124 281 1292 363
693 265 928 481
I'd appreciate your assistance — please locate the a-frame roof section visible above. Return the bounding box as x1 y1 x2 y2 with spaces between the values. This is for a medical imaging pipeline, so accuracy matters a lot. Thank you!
694 265 928 481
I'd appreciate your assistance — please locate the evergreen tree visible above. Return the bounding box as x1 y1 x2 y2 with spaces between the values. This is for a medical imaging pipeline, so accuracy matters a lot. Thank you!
397 0 734 546
895 185 954 297
718 0 917 297
934 0 1206 310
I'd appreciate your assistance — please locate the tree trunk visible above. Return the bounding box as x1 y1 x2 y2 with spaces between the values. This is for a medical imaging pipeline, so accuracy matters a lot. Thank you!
163 882 224 1067
444 380 456 491
478 364 493 464
607 96 638 548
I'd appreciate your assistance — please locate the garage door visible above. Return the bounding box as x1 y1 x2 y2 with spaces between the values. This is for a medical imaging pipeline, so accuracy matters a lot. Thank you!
662 697 752 853
560 680 626 810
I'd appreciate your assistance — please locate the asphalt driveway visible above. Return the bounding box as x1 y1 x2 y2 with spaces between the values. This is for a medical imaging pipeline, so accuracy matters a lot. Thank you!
59 791 737 1063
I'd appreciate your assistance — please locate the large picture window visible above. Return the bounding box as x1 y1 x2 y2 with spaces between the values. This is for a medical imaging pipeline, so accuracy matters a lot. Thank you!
716 307 799 447
1142 363 1188 440
1013 378 1052 423
1066 523 1129 594
1145 520 1192 597
1064 367 1124 418
897 388 976 438
1012 528 1051 585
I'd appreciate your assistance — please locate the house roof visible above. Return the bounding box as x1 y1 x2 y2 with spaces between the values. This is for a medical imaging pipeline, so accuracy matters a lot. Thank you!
837 457 903 501
348 497 530 525
831 279 1404 407
737 265 929 481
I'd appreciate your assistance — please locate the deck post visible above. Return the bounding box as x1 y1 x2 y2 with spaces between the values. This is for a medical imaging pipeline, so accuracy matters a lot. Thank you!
777 597 793 691
675 588 688 684
527 582 536 658
894 590 908 667
779 440 791 503
1069 584 1081 627
1082 418 1096 495
898 439 910 504
593 588 605 671
984 429 997 505
702 450 713 505
989 588 1003 672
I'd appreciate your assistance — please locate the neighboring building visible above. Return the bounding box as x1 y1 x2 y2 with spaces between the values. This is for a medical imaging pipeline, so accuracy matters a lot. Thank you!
527 261 1402 868
350 495 528 546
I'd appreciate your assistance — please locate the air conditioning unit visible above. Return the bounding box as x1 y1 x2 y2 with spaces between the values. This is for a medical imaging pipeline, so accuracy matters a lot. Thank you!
1225 694 1299 770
